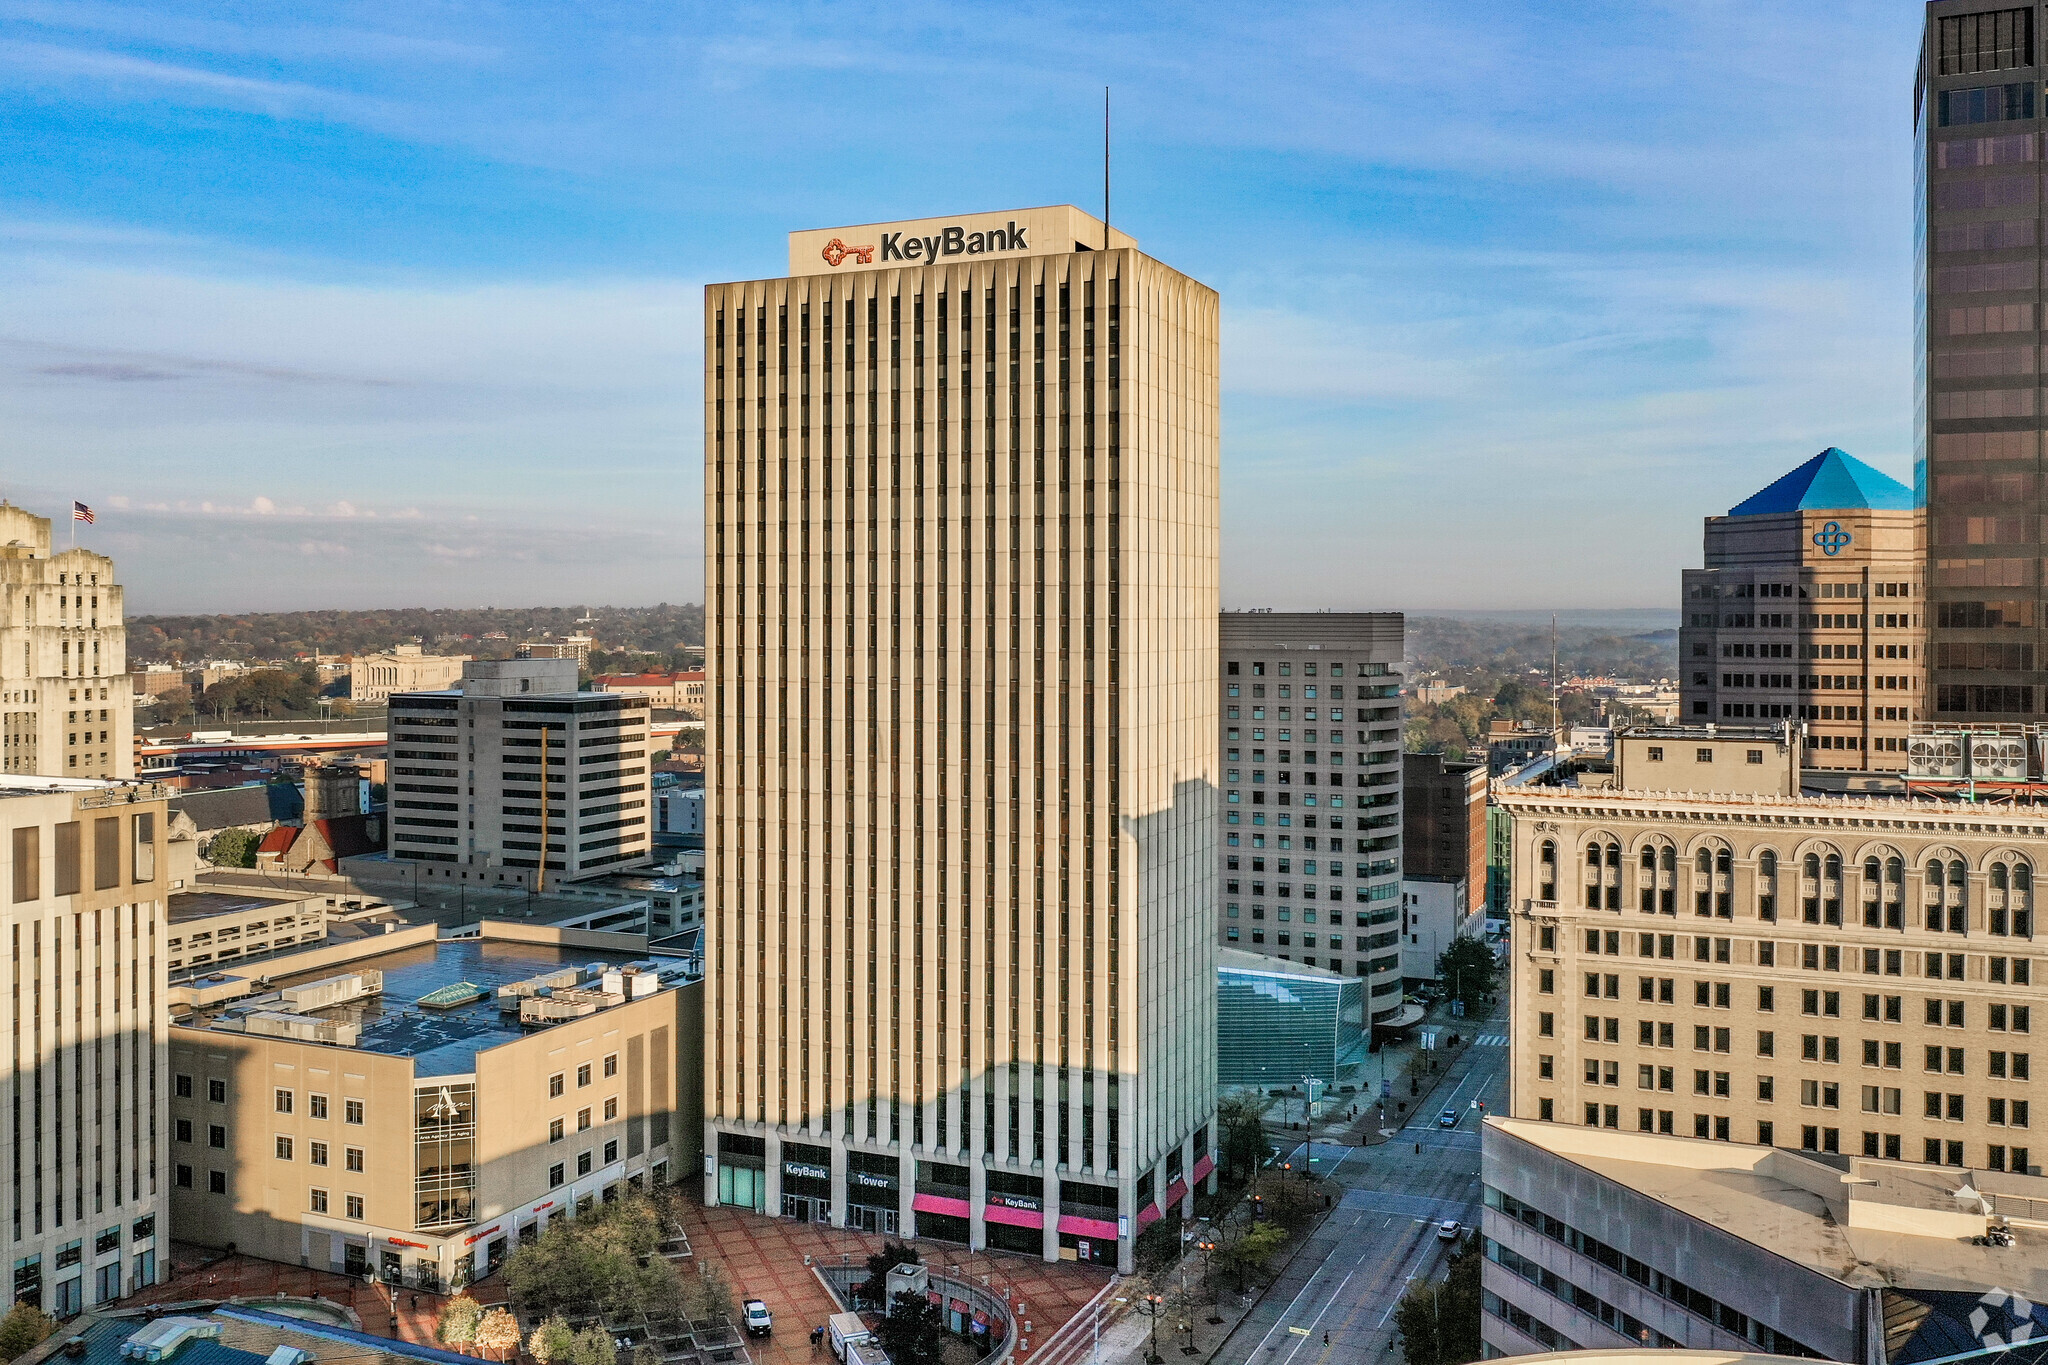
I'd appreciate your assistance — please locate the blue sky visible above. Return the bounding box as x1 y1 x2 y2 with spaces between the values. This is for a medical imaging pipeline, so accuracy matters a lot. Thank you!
0 1 1921 614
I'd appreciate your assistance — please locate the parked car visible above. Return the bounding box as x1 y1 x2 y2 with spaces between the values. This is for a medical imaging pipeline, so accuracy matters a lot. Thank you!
1436 1219 1462 1241
743 1301 773 1337
1438 1108 1458 1127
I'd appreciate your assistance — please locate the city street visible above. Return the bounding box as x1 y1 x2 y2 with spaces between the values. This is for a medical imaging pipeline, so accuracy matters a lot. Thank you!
1208 1009 1509 1365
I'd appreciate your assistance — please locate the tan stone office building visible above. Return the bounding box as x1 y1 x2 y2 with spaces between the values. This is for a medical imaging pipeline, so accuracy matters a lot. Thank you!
0 502 132 779
1680 448 1925 771
702 206 1219 1272
1500 776 2048 1173
0 776 171 1312
349 647 469 706
168 927 700 1289
1217 613 1406 1017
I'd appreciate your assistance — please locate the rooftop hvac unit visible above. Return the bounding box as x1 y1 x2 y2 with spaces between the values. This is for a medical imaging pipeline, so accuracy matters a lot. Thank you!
1910 732 1966 778
886 1262 930 1300
242 1011 361 1046
278 971 381 1012
1971 734 2029 781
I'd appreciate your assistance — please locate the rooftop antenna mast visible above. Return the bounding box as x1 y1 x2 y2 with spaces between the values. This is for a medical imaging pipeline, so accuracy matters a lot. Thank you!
1550 614 1560 735
1103 85 1111 251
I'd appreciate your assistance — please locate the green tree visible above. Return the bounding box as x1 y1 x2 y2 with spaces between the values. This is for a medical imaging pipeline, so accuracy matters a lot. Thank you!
528 1316 576 1365
875 1290 946 1365
1213 1222 1286 1290
502 1192 684 1324
858 1238 921 1310
1216 1092 1271 1186
1436 936 1499 1017
686 1258 736 1325
205 828 259 868
571 1325 615 1365
435 1294 483 1348
0 1303 57 1362
1394 1234 1481 1365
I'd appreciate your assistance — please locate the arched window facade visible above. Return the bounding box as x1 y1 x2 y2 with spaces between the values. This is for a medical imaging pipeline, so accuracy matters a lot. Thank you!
1590 840 1621 910
1637 842 1675 915
1694 842 1732 919
1537 840 1556 902
1757 849 1779 922
1802 848 1842 926
1990 859 2034 938
1925 856 1969 934
1861 852 1906 930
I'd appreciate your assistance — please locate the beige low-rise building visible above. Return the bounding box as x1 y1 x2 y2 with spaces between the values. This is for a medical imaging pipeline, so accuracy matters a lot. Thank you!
350 646 469 706
0 775 172 1312
1500 780 2048 1175
168 924 701 1289
1483 1116 2048 1363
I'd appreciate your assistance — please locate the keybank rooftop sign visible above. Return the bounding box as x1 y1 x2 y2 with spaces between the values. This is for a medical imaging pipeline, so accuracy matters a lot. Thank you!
786 206 1133 277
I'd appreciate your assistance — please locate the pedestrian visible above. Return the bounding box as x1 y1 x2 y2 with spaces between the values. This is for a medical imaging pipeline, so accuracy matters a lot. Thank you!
1324 1333 1330 1347
1414 1142 1420 1155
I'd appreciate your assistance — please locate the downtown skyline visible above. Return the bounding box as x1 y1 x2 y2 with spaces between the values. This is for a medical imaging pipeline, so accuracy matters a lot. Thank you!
2 2 1923 613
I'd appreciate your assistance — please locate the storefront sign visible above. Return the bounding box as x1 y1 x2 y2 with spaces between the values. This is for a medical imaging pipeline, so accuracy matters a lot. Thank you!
852 1171 897 1190
987 1192 1040 1212
784 1161 830 1181
464 1225 501 1246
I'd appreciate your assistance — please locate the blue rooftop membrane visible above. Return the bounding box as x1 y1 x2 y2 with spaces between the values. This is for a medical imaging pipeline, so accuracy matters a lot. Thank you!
1727 447 1915 517
229 937 648 1077
61 1307 470 1365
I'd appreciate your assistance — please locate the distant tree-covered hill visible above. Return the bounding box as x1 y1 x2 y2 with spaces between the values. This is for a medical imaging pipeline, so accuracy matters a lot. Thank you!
128 604 704 663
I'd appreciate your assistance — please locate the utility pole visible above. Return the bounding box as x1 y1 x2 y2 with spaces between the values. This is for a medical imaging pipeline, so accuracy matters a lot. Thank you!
1549 613 1560 737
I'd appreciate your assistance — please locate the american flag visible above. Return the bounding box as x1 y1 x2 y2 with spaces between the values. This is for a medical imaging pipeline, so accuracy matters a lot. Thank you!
72 502 94 524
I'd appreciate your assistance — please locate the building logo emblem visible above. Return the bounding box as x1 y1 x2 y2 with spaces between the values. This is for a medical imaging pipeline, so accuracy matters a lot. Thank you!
820 238 875 268
1971 1287 2036 1348
1813 520 1852 557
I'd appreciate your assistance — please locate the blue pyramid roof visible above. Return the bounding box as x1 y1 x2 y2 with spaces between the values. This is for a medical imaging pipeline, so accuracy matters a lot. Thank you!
1728 447 1914 516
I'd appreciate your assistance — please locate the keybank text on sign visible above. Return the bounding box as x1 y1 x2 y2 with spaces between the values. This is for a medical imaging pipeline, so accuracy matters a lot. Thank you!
821 221 1032 269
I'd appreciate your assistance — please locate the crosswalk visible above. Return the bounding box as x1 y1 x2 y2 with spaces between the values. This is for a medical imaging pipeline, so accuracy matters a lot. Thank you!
1473 1033 1509 1047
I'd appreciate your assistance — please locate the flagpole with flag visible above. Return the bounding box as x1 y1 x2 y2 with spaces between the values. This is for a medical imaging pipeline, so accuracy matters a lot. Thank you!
71 501 94 548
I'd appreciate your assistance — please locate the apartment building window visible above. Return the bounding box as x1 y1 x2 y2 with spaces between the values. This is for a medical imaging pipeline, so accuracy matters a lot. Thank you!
604 1140 619 1163
175 1166 192 1188
577 1108 592 1132
173 1119 191 1144
345 1195 364 1220
208 1126 226 1149
344 1099 364 1125
604 1054 618 1078
1538 1013 1554 1037
1758 1121 1775 1146
209 1171 227 1194
577 1152 593 1176
309 1189 328 1213
550 1118 565 1142
208 1079 226 1103
550 1074 565 1098
274 1137 293 1161
274 1089 293 1114
577 1063 592 1088
604 1097 619 1121
309 1142 328 1166
1538 1098 1554 1121
308 1094 328 1120
174 1075 192 1099
549 1163 565 1189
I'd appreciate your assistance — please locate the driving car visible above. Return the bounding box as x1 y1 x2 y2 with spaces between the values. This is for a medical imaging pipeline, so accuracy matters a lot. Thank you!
743 1301 773 1337
1438 1108 1458 1127
1436 1219 1461 1241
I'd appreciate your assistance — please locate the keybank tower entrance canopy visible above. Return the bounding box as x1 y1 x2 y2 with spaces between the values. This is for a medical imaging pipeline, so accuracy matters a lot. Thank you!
703 207 1220 1272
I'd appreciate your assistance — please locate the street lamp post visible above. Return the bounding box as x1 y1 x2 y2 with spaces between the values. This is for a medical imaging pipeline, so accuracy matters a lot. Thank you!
1195 1239 1222 1324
